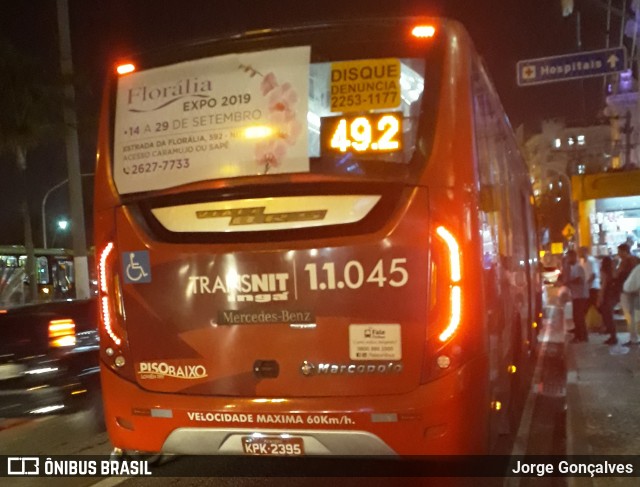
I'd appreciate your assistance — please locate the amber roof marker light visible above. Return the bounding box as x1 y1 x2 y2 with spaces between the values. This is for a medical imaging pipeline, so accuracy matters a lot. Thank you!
116 63 136 76
411 25 436 38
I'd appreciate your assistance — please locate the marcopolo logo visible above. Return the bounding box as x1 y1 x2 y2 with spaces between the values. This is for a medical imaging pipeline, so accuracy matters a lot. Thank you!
137 361 208 380
301 362 403 376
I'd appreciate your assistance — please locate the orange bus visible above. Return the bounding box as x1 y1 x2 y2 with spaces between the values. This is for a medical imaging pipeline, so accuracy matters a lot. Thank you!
94 17 540 457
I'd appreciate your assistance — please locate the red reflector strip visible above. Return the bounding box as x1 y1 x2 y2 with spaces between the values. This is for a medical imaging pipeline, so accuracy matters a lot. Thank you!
132 408 152 416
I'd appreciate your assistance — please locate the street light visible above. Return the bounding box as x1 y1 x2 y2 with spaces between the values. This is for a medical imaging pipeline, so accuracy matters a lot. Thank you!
51 218 70 248
57 218 69 231
41 173 93 249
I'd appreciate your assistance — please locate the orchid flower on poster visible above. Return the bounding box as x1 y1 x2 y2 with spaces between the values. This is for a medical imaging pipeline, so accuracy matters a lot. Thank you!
241 64 302 174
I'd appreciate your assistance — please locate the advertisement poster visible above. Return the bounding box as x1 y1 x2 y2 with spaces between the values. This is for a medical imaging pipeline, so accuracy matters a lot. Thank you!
114 46 310 194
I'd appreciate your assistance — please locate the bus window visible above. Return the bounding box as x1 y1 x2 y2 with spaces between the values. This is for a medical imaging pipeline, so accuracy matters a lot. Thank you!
37 256 50 285
0 247 75 304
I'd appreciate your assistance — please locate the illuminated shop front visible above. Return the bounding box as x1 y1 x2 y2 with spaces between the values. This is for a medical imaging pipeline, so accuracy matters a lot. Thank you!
572 170 640 256
590 197 640 255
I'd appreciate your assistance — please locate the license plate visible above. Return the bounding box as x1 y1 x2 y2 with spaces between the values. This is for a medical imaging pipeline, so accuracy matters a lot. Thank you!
0 363 25 381
241 436 305 456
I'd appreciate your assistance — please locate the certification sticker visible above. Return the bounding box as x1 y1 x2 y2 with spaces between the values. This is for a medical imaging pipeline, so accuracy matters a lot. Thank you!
349 324 401 361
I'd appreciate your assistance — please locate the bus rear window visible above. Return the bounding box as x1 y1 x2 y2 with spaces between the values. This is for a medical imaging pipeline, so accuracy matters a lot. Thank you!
113 24 440 195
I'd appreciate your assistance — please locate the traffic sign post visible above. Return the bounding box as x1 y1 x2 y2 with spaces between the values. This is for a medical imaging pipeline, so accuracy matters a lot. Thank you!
517 47 626 86
562 223 575 241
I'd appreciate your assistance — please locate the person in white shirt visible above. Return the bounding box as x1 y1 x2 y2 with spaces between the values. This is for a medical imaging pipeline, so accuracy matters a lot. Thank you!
567 250 589 343
616 243 640 346
579 246 600 308
623 262 640 345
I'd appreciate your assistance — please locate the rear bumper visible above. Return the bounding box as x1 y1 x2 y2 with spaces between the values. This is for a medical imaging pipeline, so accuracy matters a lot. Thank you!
101 356 491 456
0 353 100 417
164 427 395 455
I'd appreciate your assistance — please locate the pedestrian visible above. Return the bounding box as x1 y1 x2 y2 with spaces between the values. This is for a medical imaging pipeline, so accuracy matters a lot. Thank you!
566 249 589 343
579 246 600 309
622 261 640 346
597 256 618 345
614 243 640 346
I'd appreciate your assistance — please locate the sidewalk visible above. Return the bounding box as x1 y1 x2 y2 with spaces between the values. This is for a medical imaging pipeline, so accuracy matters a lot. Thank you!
565 315 640 486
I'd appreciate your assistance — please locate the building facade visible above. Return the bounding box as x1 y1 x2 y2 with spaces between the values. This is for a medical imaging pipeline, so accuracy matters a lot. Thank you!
525 115 640 257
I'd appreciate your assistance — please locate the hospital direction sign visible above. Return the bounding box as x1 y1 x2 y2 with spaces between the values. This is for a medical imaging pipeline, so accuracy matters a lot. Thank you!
517 47 626 86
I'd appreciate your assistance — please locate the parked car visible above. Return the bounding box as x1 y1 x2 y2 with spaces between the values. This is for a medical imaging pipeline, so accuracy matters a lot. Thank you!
0 298 102 422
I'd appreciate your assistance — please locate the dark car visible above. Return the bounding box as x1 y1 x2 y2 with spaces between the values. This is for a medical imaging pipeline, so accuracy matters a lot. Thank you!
0 298 101 420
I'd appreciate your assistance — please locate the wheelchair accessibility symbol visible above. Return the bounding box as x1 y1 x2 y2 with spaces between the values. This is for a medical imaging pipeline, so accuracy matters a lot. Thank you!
122 251 152 284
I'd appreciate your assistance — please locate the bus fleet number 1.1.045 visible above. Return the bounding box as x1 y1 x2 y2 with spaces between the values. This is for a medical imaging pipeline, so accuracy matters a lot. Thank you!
304 258 408 291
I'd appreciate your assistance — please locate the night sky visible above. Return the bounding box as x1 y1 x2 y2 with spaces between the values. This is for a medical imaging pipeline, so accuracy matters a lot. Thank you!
0 0 622 245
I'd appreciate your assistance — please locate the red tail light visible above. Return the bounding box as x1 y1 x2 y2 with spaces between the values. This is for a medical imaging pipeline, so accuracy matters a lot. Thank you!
435 226 462 342
422 224 464 383
48 319 76 348
98 242 123 346
96 238 135 381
